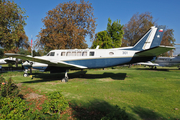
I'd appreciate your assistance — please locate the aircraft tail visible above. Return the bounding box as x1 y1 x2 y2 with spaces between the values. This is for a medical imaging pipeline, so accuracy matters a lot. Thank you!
131 25 165 50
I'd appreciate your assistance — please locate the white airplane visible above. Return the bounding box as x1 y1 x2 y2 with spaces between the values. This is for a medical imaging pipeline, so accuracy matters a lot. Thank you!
137 56 180 69
0 57 17 64
5 26 174 82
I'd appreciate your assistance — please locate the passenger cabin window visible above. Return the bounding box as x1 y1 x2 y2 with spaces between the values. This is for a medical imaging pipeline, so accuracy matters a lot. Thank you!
82 51 87 56
77 51 81 56
89 51 94 56
61 52 65 56
72 51 76 56
66 52 71 56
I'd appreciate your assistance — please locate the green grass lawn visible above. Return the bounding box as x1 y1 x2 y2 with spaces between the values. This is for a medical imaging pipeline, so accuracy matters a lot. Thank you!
1 66 180 120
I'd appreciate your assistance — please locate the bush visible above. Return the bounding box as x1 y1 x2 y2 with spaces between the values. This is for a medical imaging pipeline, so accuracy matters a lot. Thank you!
0 76 5 84
0 96 31 119
0 77 69 119
42 91 69 115
101 105 129 120
0 77 19 98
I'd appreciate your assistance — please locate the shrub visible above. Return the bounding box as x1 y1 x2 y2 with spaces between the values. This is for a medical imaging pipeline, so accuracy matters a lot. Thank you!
0 77 19 98
0 76 5 85
0 96 31 119
42 91 69 115
0 77 69 119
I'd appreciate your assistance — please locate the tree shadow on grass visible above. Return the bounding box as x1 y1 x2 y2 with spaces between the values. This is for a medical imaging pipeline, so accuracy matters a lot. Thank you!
69 99 133 120
130 106 167 120
22 71 127 83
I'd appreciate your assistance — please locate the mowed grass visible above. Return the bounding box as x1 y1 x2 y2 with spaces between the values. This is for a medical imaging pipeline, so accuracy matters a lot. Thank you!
1 66 180 120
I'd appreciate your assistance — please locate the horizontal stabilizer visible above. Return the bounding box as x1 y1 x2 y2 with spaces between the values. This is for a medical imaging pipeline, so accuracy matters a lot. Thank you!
135 46 175 57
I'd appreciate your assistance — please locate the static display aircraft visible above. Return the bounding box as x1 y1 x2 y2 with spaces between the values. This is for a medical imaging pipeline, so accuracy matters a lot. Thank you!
5 26 174 82
137 56 180 69
0 57 17 64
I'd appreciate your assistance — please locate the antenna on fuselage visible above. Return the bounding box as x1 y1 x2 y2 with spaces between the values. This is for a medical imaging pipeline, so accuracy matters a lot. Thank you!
96 45 99 49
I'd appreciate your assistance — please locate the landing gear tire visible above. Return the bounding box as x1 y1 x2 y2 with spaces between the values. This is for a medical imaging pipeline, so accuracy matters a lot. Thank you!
23 73 28 77
62 77 68 82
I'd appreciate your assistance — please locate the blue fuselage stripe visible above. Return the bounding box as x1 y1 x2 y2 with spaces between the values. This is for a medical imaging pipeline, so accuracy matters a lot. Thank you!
64 57 132 68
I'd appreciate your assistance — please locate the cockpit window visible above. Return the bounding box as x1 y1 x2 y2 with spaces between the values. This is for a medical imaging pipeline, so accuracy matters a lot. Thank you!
50 52 55 56
47 53 50 56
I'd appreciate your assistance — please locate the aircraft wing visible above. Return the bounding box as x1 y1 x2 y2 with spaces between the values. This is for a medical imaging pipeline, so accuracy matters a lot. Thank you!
135 46 175 57
4 59 16 64
5 53 87 69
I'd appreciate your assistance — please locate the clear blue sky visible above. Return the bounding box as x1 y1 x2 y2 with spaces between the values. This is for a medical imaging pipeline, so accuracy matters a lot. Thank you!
14 0 180 55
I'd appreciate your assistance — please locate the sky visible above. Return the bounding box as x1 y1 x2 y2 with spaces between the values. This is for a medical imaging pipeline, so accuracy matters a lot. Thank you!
13 0 180 55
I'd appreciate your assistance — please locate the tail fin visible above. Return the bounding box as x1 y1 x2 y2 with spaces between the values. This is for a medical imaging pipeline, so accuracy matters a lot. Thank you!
132 25 165 50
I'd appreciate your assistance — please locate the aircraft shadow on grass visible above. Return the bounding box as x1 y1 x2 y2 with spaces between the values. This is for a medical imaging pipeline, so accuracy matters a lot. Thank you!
22 71 127 83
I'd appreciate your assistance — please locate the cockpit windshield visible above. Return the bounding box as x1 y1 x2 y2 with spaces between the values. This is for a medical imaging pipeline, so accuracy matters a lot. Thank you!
47 52 55 56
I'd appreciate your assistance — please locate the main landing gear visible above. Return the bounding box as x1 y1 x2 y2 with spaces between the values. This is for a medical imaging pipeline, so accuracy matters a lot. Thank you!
23 67 33 79
23 69 29 77
62 70 69 82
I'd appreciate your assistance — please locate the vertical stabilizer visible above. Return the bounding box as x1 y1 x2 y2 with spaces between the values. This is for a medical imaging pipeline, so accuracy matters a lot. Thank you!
129 25 165 50
150 25 165 48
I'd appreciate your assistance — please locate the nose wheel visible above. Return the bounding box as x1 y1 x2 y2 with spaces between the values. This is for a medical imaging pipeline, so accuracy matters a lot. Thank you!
23 73 28 77
62 70 69 82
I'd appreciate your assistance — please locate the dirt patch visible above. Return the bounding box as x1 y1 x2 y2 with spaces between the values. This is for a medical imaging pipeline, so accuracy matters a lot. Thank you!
18 84 75 119
16 83 23 87
45 81 63 85
97 78 113 82
26 92 43 99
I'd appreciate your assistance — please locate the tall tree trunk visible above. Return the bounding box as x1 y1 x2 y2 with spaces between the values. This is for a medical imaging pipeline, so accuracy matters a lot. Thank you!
15 58 18 67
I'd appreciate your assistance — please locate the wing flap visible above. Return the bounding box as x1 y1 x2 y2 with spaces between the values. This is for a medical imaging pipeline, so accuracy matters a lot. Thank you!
135 46 175 57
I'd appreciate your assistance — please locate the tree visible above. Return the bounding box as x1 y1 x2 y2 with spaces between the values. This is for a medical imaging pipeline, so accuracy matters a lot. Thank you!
36 0 96 52
91 18 124 49
122 12 156 47
122 12 175 56
122 12 155 68
0 0 29 53
91 31 113 49
107 18 124 48
0 0 29 67
161 28 175 56
0 48 4 58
